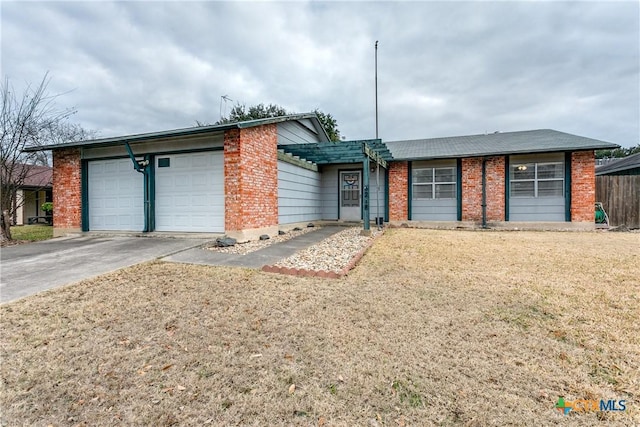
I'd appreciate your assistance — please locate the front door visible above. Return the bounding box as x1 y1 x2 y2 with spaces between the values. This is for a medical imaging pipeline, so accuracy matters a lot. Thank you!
339 170 361 221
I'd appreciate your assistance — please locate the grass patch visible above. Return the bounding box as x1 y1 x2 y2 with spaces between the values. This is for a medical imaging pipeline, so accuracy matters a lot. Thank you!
0 229 638 425
9 224 53 242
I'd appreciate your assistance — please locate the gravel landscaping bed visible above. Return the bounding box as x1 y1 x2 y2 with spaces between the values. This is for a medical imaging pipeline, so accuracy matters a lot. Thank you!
272 226 383 274
205 226 319 255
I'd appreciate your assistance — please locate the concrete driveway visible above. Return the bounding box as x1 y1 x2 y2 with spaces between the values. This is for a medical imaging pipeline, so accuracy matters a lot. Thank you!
0 236 209 304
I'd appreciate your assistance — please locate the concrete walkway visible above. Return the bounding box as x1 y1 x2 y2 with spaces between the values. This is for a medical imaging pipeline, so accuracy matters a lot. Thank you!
1 236 208 304
161 226 344 268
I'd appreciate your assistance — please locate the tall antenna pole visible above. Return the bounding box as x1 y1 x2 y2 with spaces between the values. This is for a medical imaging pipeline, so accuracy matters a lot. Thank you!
374 41 381 229
375 40 379 139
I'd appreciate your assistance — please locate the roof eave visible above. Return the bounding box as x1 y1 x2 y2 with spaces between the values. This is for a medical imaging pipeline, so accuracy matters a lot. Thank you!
22 124 233 152
23 112 322 152
390 144 619 161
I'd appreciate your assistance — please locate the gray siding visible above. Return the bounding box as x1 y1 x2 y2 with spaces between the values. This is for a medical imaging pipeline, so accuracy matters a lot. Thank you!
509 197 565 221
411 159 457 221
509 153 565 222
83 133 224 159
320 163 386 221
320 165 340 219
368 167 387 221
412 200 457 221
278 160 322 224
277 120 321 145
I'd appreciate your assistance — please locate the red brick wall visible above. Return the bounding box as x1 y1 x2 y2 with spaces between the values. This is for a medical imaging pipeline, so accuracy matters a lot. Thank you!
224 129 242 231
461 156 506 222
388 161 408 221
571 150 595 222
485 156 505 221
223 125 279 231
52 148 82 230
461 158 482 221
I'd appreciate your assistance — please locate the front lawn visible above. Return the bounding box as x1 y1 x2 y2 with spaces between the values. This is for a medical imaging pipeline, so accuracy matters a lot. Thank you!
8 224 53 242
0 229 638 426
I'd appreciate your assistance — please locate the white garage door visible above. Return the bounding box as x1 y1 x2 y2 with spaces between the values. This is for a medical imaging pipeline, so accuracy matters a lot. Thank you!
88 158 144 231
155 152 224 232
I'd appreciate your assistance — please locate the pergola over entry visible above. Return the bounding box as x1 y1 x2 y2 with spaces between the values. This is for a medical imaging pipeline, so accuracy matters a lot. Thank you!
279 139 393 232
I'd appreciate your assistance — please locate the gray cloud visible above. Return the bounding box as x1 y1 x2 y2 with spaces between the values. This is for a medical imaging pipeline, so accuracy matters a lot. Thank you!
2 1 638 147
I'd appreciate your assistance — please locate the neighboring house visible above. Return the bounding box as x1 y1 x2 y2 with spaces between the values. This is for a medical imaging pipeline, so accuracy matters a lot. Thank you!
24 114 619 239
595 152 640 176
595 152 640 228
11 165 53 225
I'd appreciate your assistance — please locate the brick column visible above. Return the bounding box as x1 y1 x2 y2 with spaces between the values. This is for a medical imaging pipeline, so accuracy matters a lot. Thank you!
485 156 506 221
461 156 506 222
52 148 82 236
461 158 482 221
571 151 595 222
224 129 242 232
223 124 279 240
388 161 408 221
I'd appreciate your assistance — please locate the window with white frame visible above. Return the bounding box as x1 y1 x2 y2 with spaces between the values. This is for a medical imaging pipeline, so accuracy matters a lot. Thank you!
510 162 564 197
412 167 456 199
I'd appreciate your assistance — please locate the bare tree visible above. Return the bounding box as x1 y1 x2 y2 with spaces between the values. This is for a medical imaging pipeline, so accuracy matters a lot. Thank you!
1 73 94 242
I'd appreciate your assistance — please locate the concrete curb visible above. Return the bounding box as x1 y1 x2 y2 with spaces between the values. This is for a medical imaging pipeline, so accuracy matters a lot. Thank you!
261 229 383 279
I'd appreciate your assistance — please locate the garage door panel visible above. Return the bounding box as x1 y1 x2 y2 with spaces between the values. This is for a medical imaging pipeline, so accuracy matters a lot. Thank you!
173 195 191 208
192 156 208 168
155 152 224 232
88 159 144 231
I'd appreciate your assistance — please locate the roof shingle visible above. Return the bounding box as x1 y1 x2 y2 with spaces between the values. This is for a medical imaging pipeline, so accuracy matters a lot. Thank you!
384 129 619 160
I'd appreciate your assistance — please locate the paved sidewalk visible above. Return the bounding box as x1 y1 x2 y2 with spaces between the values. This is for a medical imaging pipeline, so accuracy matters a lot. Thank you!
161 226 344 268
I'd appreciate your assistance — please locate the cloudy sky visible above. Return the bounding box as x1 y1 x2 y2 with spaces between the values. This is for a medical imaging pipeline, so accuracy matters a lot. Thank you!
2 1 639 147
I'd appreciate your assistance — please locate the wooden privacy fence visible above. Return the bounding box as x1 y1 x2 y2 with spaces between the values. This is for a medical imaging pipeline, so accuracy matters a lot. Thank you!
596 175 640 228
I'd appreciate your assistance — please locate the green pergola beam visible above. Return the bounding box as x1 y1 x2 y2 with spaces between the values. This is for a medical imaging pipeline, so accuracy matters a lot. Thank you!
278 139 393 167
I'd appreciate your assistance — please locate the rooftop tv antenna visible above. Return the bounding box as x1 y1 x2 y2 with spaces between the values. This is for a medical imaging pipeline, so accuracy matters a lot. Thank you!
220 95 233 120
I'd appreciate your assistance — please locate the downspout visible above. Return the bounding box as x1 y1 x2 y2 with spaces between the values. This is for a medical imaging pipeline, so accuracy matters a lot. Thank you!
124 143 150 232
481 157 487 229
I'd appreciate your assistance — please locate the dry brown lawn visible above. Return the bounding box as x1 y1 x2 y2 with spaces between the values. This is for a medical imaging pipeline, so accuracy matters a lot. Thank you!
1 229 638 426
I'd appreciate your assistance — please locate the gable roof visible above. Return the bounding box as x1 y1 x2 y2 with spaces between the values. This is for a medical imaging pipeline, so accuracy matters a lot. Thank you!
23 113 329 152
10 164 52 188
595 152 640 175
384 129 619 160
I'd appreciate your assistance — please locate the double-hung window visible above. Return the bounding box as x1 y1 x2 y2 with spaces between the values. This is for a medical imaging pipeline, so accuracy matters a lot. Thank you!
412 167 456 199
510 162 564 198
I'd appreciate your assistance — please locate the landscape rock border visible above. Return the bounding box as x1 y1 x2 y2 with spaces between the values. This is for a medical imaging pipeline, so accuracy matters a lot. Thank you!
261 228 382 279
205 226 319 255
